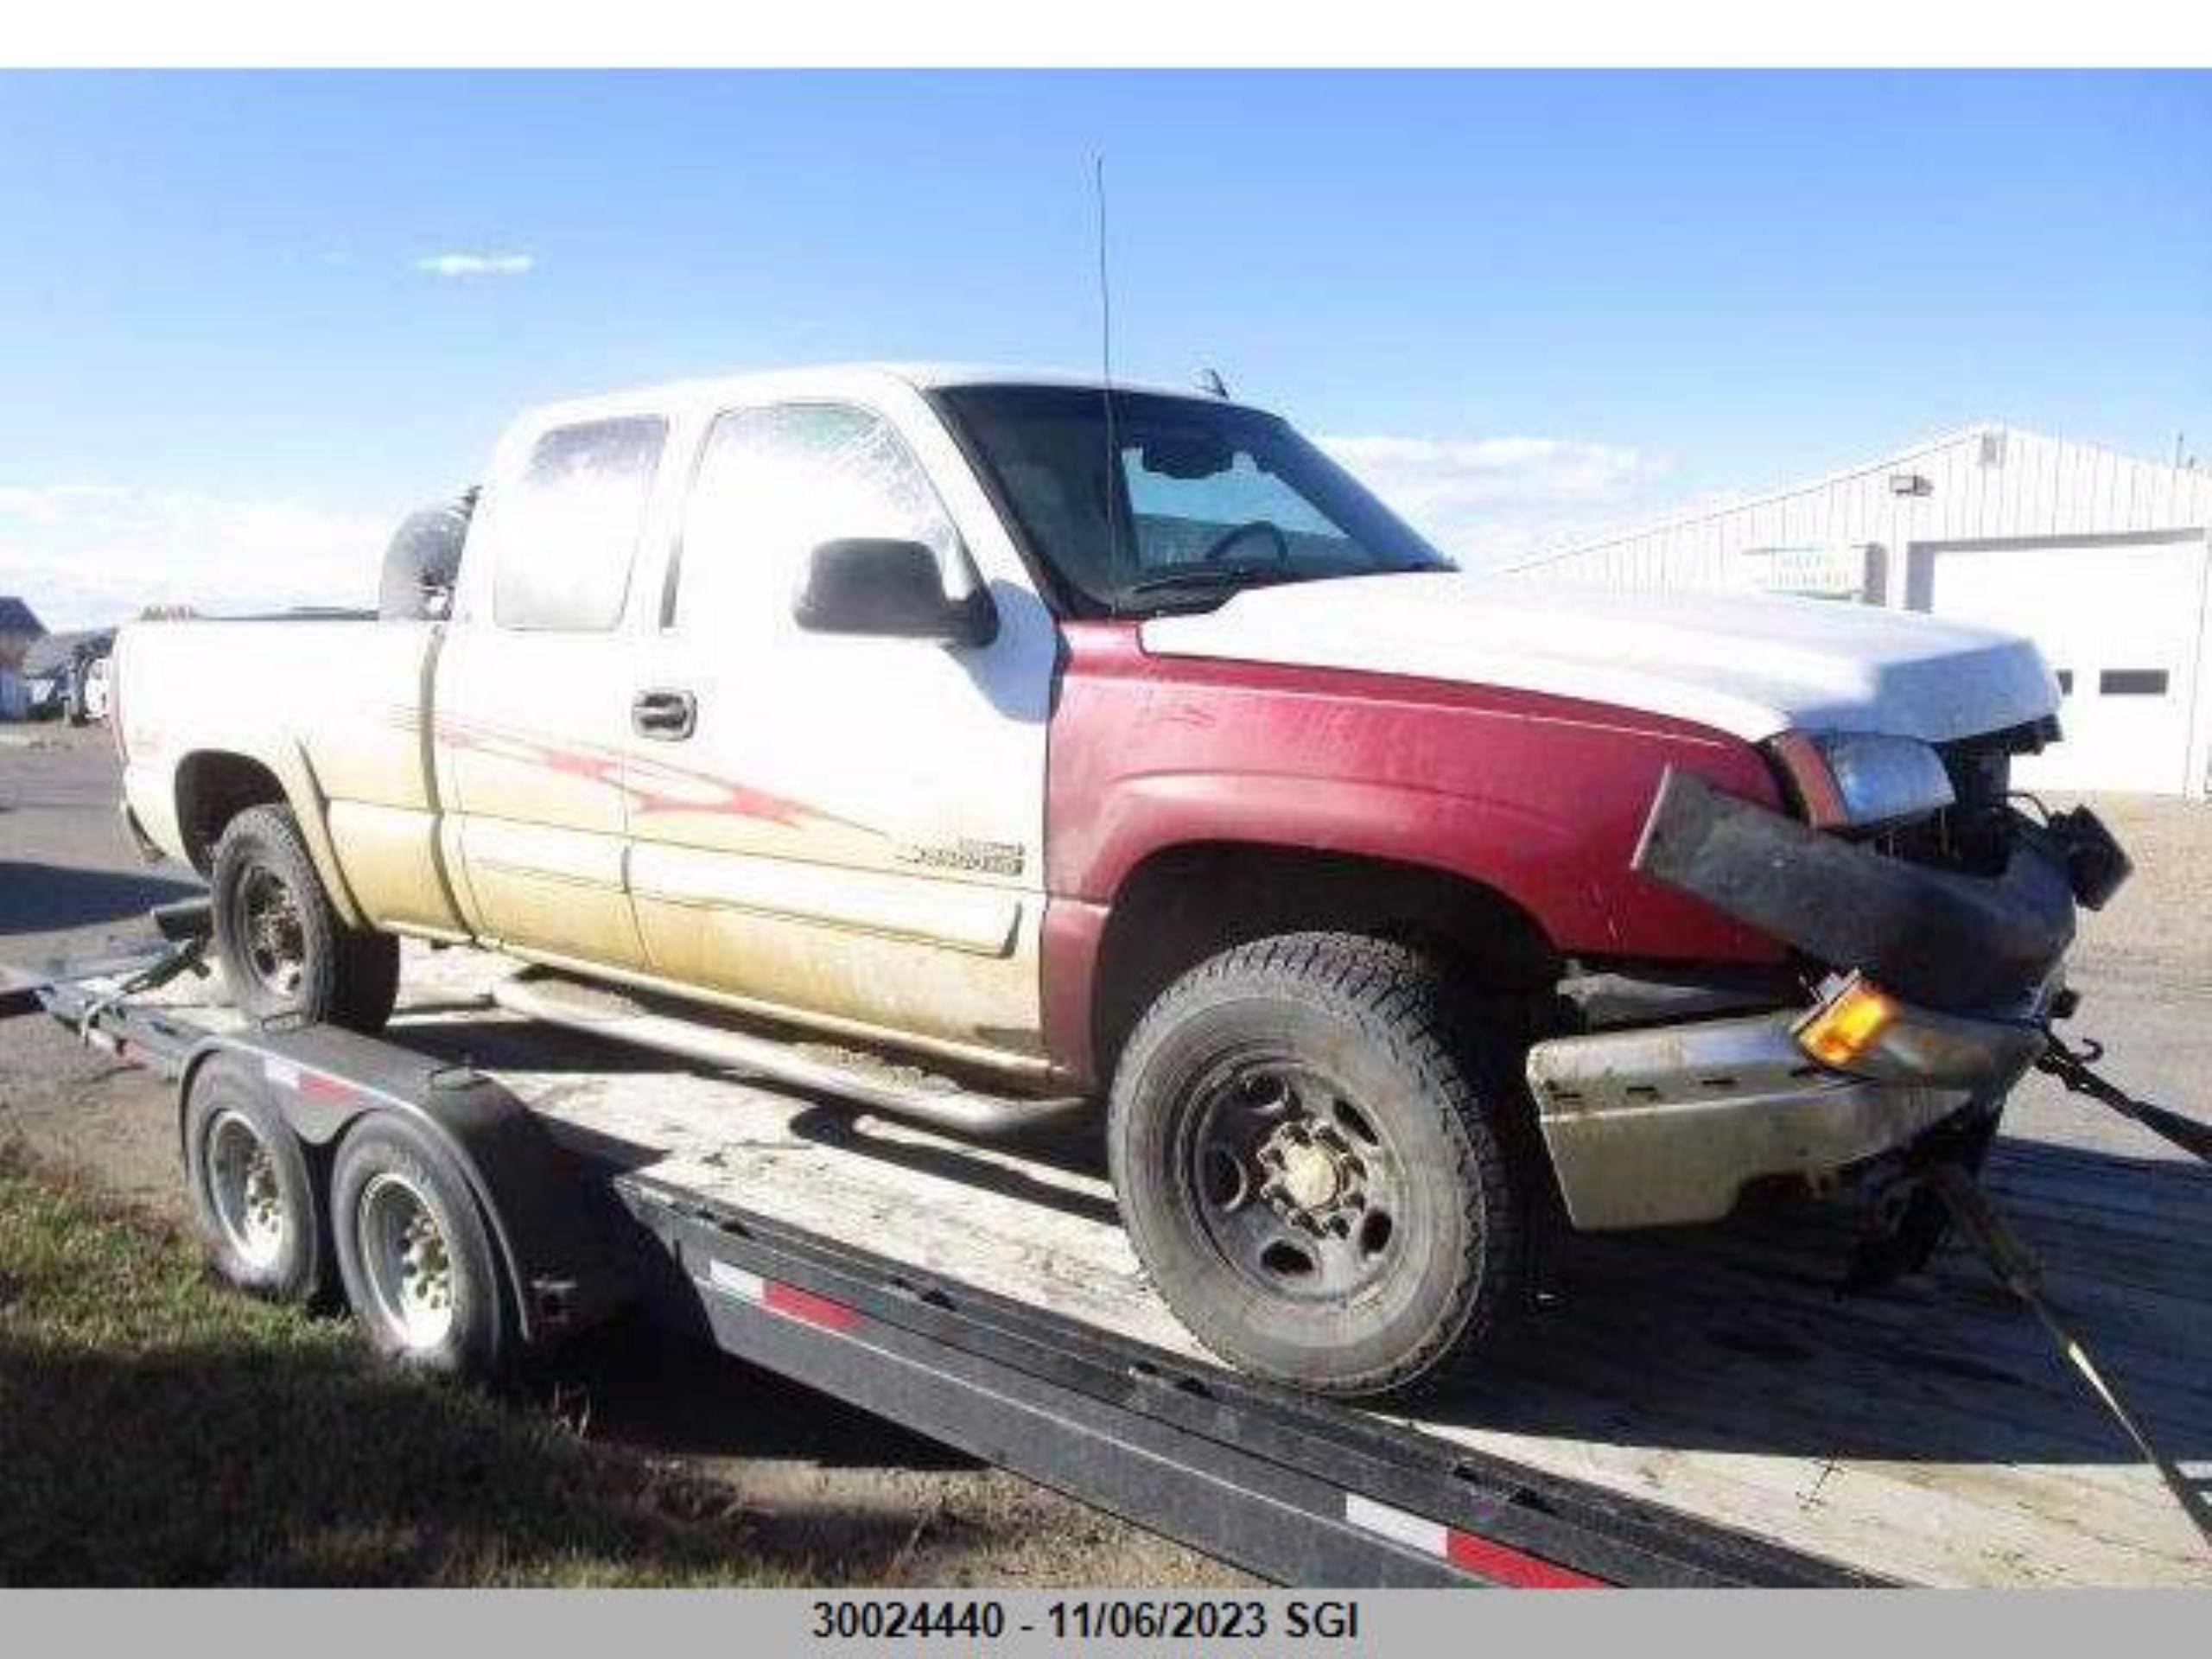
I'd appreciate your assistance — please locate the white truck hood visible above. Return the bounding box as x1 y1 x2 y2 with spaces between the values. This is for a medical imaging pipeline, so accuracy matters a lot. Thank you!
1138 573 2058 745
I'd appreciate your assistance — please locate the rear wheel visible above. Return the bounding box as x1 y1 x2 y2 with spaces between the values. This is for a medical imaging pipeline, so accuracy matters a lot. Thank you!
211 804 398 1033
182 1052 329 1305
331 1114 511 1382
1109 933 1534 1399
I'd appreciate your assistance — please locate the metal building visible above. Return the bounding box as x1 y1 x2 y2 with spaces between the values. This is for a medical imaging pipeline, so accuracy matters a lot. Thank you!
1509 426 2212 798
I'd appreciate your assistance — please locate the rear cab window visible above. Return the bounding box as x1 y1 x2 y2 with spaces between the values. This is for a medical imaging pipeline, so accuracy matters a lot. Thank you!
492 416 668 631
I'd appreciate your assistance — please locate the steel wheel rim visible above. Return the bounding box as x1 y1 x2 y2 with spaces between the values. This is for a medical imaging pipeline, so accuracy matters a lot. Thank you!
1184 1058 1408 1305
207 1109 288 1271
233 865 306 999
357 1172 456 1351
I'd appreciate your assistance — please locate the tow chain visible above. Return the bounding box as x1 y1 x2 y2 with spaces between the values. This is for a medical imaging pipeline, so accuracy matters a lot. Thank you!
1927 1032 2212 1554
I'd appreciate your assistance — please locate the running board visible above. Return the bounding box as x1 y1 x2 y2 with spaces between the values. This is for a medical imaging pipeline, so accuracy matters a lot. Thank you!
490 969 1087 1138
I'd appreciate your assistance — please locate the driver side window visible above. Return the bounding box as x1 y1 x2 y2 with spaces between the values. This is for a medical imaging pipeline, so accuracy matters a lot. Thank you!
670 402 962 632
1122 444 1343 570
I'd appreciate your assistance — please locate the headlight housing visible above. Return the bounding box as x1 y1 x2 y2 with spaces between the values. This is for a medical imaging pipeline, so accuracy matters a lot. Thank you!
1770 729 1955 830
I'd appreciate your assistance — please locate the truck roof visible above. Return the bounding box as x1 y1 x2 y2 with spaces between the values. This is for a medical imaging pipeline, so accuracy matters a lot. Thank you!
516 362 1270 432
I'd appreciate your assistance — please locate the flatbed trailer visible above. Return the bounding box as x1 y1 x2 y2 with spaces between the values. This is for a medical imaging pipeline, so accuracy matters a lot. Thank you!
12 940 2210 1588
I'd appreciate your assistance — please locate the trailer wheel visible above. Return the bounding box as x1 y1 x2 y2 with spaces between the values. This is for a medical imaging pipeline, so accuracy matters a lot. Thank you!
182 1052 328 1305
1109 933 1533 1400
331 1114 511 1381
212 804 399 1033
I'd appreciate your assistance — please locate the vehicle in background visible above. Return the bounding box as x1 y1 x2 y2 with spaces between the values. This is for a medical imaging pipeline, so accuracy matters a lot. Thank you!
109 365 2124 1397
78 652 111 724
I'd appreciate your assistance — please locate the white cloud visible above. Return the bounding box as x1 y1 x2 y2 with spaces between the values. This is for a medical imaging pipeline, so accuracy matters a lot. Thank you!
1319 433 1675 570
0 482 398 629
411 251 535 279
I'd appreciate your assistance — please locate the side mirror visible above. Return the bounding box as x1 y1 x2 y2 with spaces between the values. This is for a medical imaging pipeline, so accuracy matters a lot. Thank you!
793 538 996 646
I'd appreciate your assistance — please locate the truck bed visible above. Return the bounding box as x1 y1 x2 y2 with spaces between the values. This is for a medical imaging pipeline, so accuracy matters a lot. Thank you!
131 944 2212 1586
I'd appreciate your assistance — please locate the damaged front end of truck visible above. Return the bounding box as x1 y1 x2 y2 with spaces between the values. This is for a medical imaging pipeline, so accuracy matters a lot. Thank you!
1525 726 2132 1236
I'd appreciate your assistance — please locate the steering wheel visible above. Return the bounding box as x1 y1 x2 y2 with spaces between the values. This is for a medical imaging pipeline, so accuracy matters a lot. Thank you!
1199 518 1291 566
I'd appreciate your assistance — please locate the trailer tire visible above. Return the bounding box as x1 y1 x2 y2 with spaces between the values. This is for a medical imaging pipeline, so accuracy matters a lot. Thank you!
182 1052 330 1306
212 804 399 1033
1109 933 1533 1400
332 1113 511 1382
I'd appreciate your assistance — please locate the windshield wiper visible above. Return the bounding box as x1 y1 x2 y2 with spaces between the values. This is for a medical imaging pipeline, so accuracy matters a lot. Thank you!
1114 563 1295 612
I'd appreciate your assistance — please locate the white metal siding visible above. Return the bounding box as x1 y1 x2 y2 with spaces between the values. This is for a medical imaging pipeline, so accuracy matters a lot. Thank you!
1515 428 2212 600
1510 427 2212 796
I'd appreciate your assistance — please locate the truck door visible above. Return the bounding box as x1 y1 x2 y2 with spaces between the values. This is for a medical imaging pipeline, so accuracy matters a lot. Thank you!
437 414 667 969
624 397 1054 1071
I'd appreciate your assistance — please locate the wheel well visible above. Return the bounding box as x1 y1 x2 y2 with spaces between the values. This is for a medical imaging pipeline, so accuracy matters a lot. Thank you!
1091 843 1561 1085
175 753 288 874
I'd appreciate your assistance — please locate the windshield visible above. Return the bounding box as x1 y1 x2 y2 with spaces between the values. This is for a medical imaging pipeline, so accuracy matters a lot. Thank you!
932 385 1452 615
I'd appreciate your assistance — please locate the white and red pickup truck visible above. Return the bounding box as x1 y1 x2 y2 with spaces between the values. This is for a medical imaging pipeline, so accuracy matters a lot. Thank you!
113 365 2124 1396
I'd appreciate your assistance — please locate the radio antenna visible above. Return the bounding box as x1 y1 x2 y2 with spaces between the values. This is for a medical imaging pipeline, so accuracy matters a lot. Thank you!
1094 154 1125 573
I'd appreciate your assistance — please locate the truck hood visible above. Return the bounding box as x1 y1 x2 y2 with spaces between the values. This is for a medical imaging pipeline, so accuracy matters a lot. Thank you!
1138 573 2058 745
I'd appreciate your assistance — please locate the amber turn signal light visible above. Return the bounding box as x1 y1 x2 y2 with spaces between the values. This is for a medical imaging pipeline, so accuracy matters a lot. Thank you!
1796 978 1901 1068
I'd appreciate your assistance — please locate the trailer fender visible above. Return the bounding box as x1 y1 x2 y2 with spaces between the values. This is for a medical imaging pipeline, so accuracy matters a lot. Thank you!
176 1026 631 1344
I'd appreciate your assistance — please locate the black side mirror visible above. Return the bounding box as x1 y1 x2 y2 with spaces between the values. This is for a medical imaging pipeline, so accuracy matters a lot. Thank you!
793 538 995 646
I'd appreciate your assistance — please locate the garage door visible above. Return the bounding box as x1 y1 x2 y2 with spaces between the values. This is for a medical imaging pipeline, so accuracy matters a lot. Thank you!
1916 533 2209 795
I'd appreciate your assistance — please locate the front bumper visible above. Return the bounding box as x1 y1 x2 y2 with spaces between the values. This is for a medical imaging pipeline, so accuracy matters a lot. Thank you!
1631 767 2080 1013
1526 768 2105 1230
1527 1001 2040 1229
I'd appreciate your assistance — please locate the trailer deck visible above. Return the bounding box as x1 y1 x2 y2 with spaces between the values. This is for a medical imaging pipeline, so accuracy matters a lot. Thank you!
33 943 2212 1587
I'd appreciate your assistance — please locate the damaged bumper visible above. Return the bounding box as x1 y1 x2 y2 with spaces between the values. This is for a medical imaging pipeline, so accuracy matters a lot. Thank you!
1527 999 2040 1230
1526 767 2113 1231
1630 767 2082 1013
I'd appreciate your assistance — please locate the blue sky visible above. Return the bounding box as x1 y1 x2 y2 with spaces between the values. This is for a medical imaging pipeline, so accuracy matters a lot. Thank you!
2 70 2206 626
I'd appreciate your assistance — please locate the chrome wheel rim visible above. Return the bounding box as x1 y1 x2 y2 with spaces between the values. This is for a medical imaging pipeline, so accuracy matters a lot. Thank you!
357 1173 455 1351
1185 1059 1408 1304
207 1109 288 1271
234 865 306 999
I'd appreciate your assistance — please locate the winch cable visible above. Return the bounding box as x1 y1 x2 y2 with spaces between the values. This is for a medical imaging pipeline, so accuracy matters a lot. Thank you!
2036 1030 2212 1165
1927 1163 2212 1553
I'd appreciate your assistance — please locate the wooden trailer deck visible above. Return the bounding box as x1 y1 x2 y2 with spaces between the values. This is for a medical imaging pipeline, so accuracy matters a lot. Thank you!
135 946 2212 1587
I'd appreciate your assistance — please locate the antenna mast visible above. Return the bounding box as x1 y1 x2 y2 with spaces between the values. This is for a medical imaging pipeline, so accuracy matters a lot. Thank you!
1095 155 1124 573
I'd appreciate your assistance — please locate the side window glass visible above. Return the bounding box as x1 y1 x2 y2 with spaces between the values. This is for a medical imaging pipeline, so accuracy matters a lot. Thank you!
493 416 666 631
673 403 960 631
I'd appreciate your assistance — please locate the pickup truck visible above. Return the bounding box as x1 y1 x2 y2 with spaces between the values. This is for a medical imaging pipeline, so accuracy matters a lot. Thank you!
114 365 2121 1397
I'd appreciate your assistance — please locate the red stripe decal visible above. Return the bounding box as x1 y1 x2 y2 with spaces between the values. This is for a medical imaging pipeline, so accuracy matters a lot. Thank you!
1444 1529 1605 1589
761 1280 862 1332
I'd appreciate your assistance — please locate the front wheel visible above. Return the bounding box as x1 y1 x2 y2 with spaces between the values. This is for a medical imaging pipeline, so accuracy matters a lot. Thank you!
1109 934 1534 1399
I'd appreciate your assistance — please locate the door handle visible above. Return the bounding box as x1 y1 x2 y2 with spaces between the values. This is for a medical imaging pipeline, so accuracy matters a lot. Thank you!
632 688 697 741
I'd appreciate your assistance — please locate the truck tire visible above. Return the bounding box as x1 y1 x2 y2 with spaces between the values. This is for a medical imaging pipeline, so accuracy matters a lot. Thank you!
211 804 399 1033
331 1112 512 1382
182 1052 330 1306
1109 933 1533 1399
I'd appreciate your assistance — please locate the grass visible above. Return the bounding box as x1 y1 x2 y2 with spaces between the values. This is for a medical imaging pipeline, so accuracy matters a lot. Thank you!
0 1149 798 1586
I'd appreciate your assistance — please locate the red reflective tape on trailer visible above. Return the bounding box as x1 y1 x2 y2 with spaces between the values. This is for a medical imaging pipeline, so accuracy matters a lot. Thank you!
1344 1494 1605 1588
263 1056 355 1106
297 1070 354 1106
760 1279 863 1333
1444 1528 1605 1589
703 1259 862 1333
